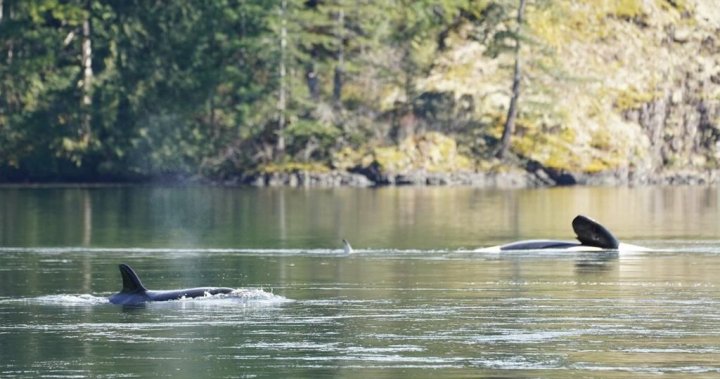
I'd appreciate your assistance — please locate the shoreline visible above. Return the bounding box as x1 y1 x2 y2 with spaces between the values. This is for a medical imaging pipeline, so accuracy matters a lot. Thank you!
238 168 720 188
3 169 720 189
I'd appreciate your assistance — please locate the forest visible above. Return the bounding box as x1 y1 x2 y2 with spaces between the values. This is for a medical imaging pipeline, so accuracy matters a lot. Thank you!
1 0 719 184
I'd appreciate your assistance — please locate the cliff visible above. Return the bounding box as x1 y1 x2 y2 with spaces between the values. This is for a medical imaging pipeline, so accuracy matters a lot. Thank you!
414 0 720 184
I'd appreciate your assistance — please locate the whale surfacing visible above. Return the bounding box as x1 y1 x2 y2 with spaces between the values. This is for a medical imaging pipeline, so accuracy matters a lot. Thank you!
342 239 353 254
477 215 647 253
109 264 235 305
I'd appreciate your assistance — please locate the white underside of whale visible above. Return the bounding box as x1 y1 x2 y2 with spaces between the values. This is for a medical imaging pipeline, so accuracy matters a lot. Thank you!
474 242 651 253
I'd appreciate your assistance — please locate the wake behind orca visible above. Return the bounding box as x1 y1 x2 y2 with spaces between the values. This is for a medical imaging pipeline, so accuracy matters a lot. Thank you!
478 215 648 252
109 264 235 305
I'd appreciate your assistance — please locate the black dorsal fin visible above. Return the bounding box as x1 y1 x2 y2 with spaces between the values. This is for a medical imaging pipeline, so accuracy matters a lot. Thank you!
572 215 619 249
118 264 147 293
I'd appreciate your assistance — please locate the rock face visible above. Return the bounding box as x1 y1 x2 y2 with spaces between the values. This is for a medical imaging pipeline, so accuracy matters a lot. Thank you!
625 51 720 172
243 1 720 189
243 129 720 188
421 0 720 179
248 171 373 188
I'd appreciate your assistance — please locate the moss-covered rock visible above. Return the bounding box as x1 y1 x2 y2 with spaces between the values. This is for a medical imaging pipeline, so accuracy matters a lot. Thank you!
258 161 330 174
369 132 475 173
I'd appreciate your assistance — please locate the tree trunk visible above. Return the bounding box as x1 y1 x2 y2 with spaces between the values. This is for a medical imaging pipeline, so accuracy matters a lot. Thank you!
496 0 526 159
332 6 344 107
306 58 319 101
81 12 93 145
276 0 287 158
3 0 12 65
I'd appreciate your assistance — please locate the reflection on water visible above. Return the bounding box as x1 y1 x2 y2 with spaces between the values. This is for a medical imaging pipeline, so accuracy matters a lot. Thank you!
1 186 720 377
2 186 720 249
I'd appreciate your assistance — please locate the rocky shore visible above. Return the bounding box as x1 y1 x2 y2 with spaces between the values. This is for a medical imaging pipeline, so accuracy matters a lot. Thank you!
236 129 720 188
237 167 720 188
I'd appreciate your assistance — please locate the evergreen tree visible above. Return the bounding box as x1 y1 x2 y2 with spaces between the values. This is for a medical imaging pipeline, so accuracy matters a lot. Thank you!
0 0 91 178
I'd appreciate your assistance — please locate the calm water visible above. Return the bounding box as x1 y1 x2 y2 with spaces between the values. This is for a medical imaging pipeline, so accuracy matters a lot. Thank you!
2 186 720 378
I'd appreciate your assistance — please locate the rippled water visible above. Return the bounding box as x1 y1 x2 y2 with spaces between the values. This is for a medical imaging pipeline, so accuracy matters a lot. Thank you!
2 186 720 378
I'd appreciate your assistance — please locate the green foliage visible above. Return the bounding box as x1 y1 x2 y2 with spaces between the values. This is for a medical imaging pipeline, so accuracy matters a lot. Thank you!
2 0 710 181
0 0 91 178
1 1 479 181
1 0 276 180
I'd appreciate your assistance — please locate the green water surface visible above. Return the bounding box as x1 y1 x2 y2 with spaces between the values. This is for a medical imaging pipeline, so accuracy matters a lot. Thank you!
1 186 720 378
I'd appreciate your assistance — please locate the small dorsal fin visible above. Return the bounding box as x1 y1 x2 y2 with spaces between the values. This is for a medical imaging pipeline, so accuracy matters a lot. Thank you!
118 264 147 293
572 215 619 249
342 239 353 254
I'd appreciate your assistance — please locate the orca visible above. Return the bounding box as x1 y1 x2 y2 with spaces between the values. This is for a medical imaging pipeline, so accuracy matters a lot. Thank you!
477 215 648 252
109 264 235 305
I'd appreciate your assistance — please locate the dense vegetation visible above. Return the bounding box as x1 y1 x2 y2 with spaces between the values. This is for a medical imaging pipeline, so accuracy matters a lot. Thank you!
1 0 718 183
